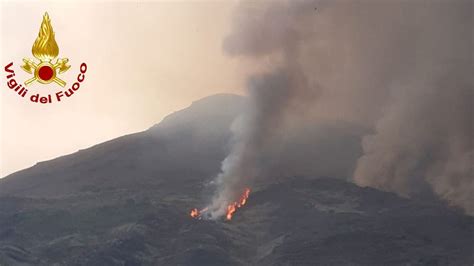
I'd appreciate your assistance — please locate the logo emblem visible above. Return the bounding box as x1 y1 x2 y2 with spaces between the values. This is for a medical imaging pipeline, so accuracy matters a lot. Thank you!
4 12 87 104
21 12 70 87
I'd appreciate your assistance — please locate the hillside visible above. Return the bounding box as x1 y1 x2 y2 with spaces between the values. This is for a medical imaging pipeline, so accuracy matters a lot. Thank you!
0 94 472 265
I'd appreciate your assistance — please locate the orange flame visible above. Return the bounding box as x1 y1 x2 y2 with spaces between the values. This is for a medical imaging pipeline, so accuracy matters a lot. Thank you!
226 188 251 220
190 208 199 218
189 207 208 219
189 188 251 221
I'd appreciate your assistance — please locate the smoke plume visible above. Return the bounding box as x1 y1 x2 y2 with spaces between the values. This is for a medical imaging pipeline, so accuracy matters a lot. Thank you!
207 0 473 218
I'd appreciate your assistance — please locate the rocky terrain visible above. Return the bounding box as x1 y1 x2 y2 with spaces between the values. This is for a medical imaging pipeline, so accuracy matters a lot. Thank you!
0 94 472 265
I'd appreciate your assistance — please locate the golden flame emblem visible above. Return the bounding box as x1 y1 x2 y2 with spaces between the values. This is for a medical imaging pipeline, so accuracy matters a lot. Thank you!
32 12 59 61
21 12 70 87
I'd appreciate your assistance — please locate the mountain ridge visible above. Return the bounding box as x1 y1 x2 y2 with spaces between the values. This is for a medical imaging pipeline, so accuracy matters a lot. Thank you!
0 94 472 265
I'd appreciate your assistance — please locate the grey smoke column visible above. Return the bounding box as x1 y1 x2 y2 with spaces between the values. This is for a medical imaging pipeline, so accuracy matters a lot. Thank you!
207 1 318 218
353 62 473 213
207 0 473 218
352 1 473 214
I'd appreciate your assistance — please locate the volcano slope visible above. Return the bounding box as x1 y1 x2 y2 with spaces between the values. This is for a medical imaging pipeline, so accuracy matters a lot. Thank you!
0 94 472 265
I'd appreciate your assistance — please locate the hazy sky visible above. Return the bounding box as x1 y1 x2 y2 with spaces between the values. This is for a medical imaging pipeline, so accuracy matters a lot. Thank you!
1 0 255 177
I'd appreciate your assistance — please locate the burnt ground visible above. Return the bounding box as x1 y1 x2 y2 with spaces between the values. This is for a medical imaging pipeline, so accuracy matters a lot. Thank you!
0 94 472 265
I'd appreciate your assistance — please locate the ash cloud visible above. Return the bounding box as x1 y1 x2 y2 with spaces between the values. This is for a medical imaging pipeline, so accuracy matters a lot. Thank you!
207 0 473 218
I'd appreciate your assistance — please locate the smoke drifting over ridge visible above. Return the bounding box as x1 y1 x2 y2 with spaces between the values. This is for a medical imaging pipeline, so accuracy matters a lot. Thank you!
207 0 473 218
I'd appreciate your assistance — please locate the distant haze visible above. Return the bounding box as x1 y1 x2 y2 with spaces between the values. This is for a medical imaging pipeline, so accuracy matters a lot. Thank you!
0 1 252 177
